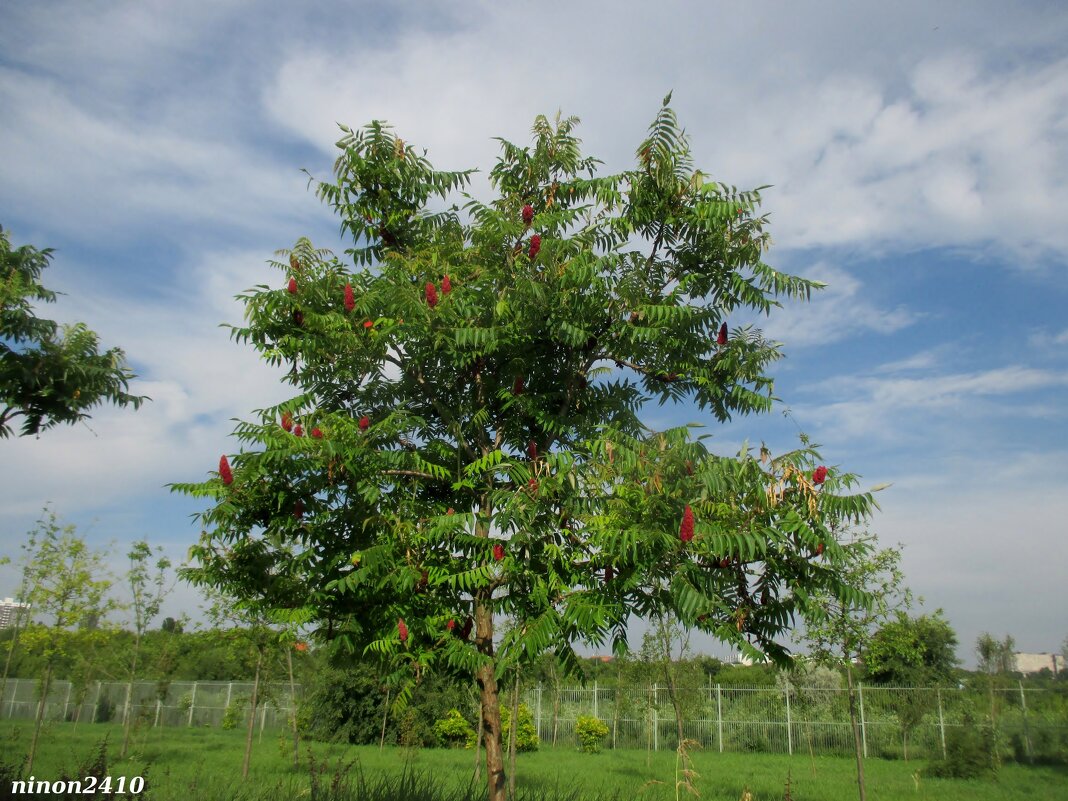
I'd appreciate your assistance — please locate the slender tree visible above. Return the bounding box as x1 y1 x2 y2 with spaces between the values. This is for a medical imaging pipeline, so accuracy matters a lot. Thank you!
120 540 172 757
0 225 146 438
174 99 882 801
798 531 907 801
19 511 113 773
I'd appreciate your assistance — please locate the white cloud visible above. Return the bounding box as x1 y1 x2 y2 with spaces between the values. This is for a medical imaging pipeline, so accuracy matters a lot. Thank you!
758 261 917 347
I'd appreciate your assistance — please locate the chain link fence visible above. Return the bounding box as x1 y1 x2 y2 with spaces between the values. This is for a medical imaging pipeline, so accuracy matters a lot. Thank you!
3 677 1065 761
0 679 300 731
523 682 1068 760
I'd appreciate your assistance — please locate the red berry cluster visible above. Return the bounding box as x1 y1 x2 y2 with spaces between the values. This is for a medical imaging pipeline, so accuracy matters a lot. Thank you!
717 323 728 346
528 234 541 260
522 204 534 225
492 543 505 562
397 618 408 643
812 466 828 485
344 283 355 312
425 282 438 307
219 455 233 486
680 505 695 543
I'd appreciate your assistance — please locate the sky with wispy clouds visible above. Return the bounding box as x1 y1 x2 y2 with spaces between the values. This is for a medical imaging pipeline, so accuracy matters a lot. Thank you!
2 1 1066 666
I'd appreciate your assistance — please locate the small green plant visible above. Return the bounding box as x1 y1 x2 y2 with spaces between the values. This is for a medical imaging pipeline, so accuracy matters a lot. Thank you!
221 699 245 730
433 709 476 749
575 715 609 753
500 703 539 752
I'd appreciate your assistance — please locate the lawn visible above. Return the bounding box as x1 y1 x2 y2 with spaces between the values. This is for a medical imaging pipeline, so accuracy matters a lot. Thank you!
3 721 1067 801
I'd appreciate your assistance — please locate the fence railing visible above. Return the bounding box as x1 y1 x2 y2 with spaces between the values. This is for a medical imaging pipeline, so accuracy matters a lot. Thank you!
2 677 1065 760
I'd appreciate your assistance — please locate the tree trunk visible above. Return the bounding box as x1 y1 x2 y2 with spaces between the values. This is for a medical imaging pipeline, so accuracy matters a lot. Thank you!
845 663 867 801
242 650 262 779
287 648 300 768
476 596 507 801
0 609 25 712
661 623 685 747
508 669 520 801
474 693 484 782
379 686 391 750
120 632 142 758
27 661 54 775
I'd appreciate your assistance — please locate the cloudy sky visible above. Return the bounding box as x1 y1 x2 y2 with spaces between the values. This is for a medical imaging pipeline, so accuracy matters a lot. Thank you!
1 1 1066 668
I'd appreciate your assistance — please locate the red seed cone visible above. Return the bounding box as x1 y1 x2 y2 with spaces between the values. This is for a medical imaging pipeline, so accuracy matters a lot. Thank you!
447 508 455 515
344 283 355 312
521 204 534 225
461 618 473 640
528 234 541 260
527 440 537 460
288 277 298 295
528 478 539 493
720 557 730 568
293 309 304 327
442 274 452 295
605 566 615 583
293 500 304 519
293 424 303 438
311 427 323 439
363 320 373 329
446 618 456 632
813 465 828 485
358 415 370 431
492 543 505 562
815 542 825 556
680 505 695 543
512 375 525 396
281 412 293 433
397 618 408 643
425 282 438 307
219 455 233 486
717 322 728 345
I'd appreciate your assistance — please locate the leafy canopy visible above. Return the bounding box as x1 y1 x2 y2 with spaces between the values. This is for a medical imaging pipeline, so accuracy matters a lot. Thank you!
0 225 147 438
174 97 881 702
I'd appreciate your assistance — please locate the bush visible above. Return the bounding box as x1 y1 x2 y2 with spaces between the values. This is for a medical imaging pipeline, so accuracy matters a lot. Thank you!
576 715 609 753
925 723 999 779
434 709 477 748
500 703 539 752
221 698 246 730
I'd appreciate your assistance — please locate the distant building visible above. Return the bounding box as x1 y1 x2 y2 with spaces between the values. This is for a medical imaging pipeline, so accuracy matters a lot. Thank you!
1013 652 1064 675
0 598 30 629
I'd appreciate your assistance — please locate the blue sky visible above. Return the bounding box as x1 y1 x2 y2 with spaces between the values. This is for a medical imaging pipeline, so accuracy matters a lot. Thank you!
1 1 1066 666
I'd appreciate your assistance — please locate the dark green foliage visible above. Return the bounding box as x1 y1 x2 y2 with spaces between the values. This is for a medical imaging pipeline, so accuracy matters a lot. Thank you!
926 722 999 779
0 225 147 438
864 610 959 685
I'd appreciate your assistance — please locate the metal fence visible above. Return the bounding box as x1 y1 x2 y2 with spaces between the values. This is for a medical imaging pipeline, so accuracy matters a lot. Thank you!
3 677 1065 761
0 679 300 731
523 683 1068 760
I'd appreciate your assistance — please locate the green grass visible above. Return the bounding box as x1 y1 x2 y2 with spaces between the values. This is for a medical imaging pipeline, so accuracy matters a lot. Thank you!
3 721 1067 801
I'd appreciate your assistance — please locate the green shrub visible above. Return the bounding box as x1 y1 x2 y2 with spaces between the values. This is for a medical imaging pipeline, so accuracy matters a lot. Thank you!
500 703 539 752
576 715 609 753
221 698 245 730
925 722 999 779
433 709 476 749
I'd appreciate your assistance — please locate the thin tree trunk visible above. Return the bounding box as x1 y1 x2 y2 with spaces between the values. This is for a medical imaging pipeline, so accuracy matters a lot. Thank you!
242 651 262 780
120 632 142 758
845 663 867 801
27 661 54 775
0 611 25 710
379 686 391 750
508 669 520 801
287 648 300 768
474 694 484 783
661 621 685 747
476 595 506 801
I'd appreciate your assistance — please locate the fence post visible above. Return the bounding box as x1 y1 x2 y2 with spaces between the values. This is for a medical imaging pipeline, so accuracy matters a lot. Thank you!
92 681 102 723
1019 682 1034 764
260 700 268 740
188 681 198 727
716 684 723 753
154 698 162 728
536 684 542 741
593 680 598 719
7 678 17 718
858 682 867 759
225 681 233 712
653 705 658 751
937 689 946 759
784 686 792 756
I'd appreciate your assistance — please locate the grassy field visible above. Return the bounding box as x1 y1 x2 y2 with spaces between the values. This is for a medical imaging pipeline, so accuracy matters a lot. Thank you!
3 721 1067 801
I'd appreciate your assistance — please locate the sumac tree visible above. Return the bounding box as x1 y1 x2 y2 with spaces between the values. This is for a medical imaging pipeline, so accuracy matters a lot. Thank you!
173 97 879 801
